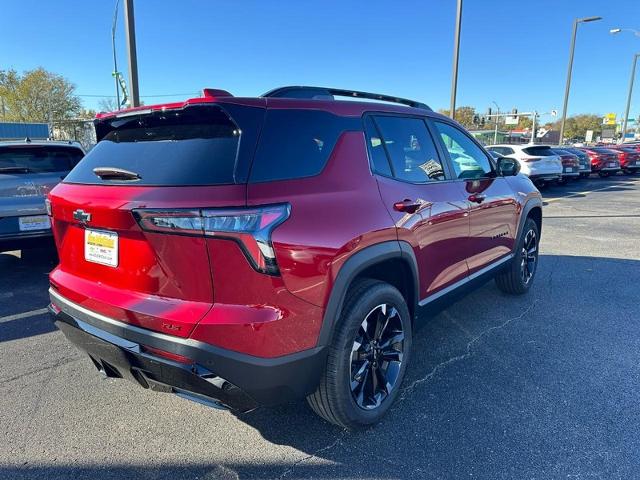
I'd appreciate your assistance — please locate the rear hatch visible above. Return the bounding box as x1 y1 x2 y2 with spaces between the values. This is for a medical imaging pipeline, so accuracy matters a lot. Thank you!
521 146 562 172
0 144 83 235
48 102 265 337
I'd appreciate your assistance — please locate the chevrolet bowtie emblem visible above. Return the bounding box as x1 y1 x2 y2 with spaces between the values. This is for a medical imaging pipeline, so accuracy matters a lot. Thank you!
73 209 92 224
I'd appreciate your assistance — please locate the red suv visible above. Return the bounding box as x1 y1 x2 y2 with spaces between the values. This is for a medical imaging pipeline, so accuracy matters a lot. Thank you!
47 86 542 428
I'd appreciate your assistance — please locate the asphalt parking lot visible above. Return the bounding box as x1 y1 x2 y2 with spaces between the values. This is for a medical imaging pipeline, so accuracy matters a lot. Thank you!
1 175 639 480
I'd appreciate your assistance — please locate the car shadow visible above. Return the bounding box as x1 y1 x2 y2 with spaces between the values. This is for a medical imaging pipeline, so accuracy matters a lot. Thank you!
3 253 640 479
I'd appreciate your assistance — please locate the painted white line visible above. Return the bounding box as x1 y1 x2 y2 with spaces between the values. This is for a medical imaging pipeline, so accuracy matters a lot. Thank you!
0 307 49 323
544 181 637 204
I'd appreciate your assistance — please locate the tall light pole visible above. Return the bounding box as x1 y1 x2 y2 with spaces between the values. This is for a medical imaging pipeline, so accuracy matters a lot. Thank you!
492 101 500 144
123 0 140 107
449 0 463 120
111 0 121 110
610 28 640 143
559 16 602 144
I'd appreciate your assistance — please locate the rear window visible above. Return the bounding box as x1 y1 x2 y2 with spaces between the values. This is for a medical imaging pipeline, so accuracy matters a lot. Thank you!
0 145 83 174
64 104 260 186
522 146 554 156
249 109 359 183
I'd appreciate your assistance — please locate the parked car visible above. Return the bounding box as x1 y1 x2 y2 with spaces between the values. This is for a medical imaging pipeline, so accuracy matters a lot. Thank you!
557 147 591 178
606 145 640 175
47 86 542 428
579 147 621 177
549 148 580 183
0 140 85 253
486 144 562 187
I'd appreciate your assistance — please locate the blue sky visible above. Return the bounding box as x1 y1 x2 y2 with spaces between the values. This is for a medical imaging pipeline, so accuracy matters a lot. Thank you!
2 0 640 124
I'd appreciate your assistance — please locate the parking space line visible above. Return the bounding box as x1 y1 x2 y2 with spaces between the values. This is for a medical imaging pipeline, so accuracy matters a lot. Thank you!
0 307 49 323
544 181 637 204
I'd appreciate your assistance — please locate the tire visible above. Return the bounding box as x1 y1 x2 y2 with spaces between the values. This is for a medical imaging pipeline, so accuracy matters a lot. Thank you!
307 279 412 429
495 218 539 295
598 171 610 178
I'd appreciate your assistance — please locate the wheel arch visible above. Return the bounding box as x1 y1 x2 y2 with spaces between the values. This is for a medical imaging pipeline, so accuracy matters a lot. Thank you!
514 198 543 253
317 240 418 347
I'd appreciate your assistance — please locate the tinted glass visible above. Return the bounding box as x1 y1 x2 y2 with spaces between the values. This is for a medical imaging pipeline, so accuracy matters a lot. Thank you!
433 121 493 179
250 110 353 183
364 116 392 176
66 105 244 186
373 116 445 183
490 146 514 155
0 146 83 174
522 146 555 156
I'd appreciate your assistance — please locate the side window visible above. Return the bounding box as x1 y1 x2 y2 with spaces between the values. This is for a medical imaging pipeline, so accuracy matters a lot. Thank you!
372 116 445 183
364 116 392 177
250 110 346 183
432 121 494 179
503 147 515 155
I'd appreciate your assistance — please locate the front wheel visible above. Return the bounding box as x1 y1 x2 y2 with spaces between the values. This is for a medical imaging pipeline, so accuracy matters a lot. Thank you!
307 279 412 428
495 218 539 295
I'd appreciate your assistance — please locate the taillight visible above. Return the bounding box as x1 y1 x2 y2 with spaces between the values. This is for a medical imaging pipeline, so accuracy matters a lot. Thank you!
44 197 52 216
133 204 290 275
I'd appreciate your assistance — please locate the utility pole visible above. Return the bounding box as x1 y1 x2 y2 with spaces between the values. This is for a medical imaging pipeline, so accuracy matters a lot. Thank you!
111 0 121 110
123 0 140 107
492 101 500 145
621 53 640 143
449 0 463 120
559 16 602 144
531 111 537 144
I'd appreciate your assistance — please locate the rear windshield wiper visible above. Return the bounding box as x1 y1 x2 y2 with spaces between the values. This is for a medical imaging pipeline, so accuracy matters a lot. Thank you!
0 166 33 174
93 167 141 181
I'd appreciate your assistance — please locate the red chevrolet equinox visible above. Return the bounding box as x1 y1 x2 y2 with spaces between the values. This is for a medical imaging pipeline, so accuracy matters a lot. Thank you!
47 86 542 428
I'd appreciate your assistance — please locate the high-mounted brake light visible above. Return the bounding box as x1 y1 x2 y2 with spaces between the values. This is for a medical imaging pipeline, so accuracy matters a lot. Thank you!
133 204 290 275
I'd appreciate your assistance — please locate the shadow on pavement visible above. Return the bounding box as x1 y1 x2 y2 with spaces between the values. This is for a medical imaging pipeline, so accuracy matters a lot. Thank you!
3 254 640 479
541 174 638 200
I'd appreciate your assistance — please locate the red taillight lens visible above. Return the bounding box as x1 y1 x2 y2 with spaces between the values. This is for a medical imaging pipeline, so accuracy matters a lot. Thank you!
133 204 290 275
141 344 193 364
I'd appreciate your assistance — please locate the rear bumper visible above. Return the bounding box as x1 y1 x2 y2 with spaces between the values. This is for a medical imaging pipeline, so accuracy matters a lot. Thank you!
0 231 53 252
528 173 561 183
49 288 327 412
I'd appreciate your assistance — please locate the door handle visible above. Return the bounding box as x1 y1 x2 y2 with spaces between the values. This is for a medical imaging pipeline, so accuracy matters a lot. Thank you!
393 199 422 213
468 193 486 204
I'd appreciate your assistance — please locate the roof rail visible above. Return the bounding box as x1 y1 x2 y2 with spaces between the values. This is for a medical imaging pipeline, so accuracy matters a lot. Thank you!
262 86 431 110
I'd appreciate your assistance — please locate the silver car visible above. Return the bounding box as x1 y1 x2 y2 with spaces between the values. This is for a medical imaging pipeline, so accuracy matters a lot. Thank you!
0 140 85 252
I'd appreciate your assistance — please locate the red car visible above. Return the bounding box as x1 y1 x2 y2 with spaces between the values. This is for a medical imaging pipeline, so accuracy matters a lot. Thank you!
46 86 542 428
550 148 580 183
579 147 621 177
607 145 640 175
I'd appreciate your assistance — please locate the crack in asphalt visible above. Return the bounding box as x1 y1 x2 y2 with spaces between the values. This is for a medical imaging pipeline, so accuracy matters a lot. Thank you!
0 356 82 385
277 430 348 479
399 299 538 402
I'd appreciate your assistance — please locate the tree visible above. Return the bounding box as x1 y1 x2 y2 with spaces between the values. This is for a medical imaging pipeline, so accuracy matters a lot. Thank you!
551 114 602 141
0 68 82 122
98 97 119 113
437 106 477 129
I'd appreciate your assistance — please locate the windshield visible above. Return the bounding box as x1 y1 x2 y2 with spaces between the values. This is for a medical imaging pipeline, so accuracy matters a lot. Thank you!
0 145 83 173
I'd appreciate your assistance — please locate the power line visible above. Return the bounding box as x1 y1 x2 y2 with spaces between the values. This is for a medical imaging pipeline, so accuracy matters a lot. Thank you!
77 92 199 98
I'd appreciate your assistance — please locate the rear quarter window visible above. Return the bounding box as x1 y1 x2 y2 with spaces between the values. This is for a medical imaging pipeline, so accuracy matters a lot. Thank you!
249 109 359 183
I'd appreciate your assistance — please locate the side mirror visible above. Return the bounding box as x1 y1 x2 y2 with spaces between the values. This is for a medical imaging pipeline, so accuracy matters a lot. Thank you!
497 157 521 176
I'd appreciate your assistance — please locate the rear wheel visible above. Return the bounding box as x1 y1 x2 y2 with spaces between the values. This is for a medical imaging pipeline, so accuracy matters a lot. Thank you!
598 171 610 178
495 218 539 295
307 279 412 428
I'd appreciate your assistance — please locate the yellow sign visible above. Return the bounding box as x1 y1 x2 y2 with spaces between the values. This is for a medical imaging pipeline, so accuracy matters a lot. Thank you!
604 113 616 125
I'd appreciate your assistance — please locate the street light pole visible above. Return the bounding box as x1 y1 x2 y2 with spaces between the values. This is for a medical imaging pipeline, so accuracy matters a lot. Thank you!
610 28 640 143
449 0 463 120
111 0 121 110
559 16 602 144
492 101 500 144
621 53 640 143
123 0 140 107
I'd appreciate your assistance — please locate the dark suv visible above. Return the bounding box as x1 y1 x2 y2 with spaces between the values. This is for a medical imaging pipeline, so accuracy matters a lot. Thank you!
47 87 542 428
